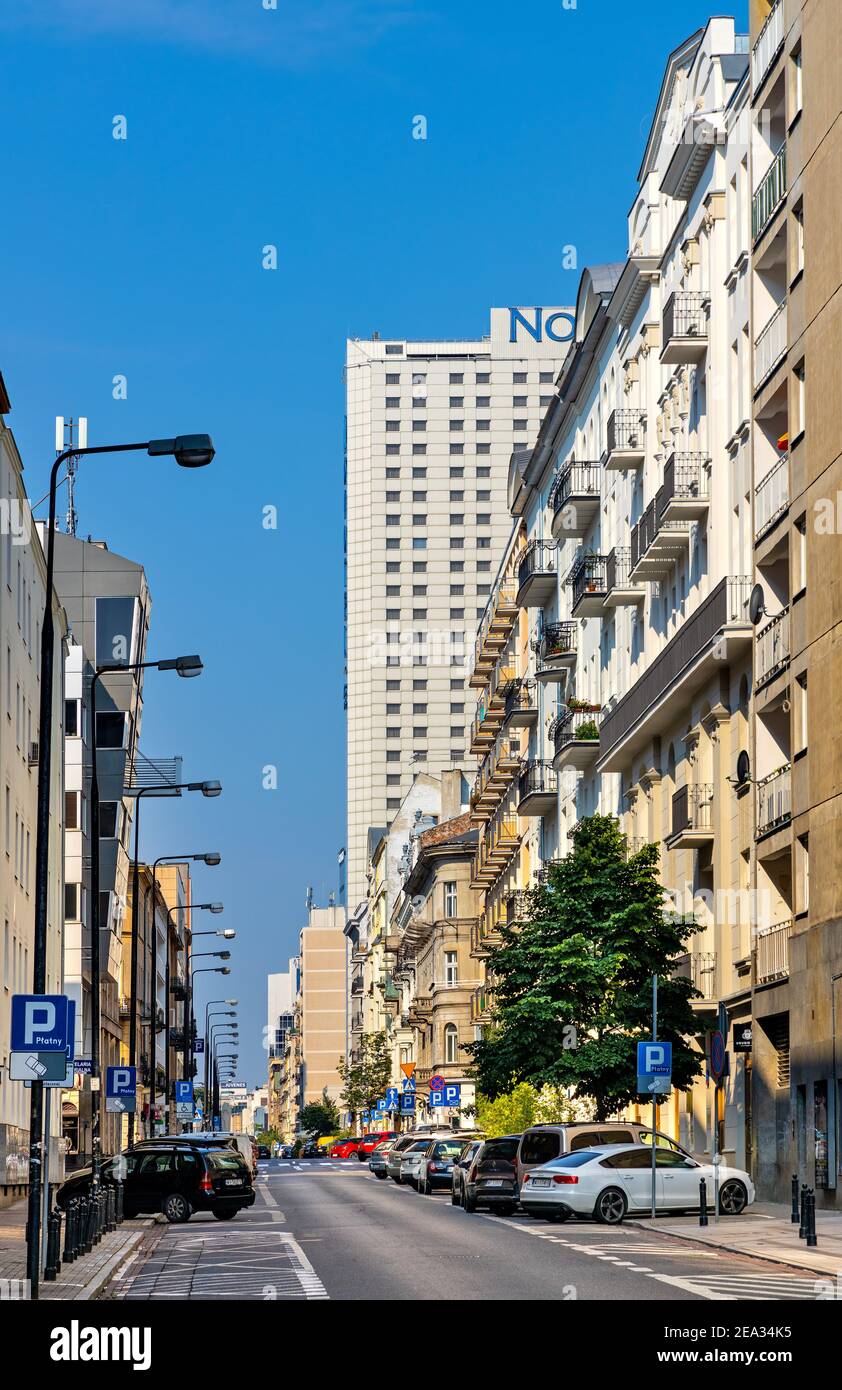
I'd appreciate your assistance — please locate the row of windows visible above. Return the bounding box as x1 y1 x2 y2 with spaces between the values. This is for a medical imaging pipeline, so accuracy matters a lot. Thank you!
383 370 556 385
3 785 31 893
384 492 492 504
2 920 29 997
384 396 551 409
384 514 493 526
385 466 493 479
385 419 530 433
382 561 493 574
382 443 494 456
385 585 491 597
384 537 494 550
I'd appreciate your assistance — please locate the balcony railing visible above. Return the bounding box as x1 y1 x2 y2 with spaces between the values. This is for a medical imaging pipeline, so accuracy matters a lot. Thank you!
605 409 646 463
754 299 787 390
755 607 789 688
658 453 710 519
752 145 787 241
549 461 601 529
540 620 578 663
673 951 717 1000
755 452 789 539
516 539 558 607
662 291 708 362
606 546 634 593
755 918 792 984
670 783 713 838
751 0 784 95
569 553 608 609
471 577 518 681
504 679 538 725
504 889 532 924
756 764 791 837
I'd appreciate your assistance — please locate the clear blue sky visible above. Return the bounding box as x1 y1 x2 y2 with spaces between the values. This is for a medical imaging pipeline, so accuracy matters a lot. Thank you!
0 0 747 1086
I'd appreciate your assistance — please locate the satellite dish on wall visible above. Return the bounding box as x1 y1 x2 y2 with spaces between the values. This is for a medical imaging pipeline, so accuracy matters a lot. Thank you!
749 584 765 626
736 750 752 787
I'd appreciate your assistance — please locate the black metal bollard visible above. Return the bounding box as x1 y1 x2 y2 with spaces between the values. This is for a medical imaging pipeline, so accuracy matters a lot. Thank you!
94 1191 104 1244
799 1183 808 1238
62 1200 76 1264
791 1173 800 1224
44 1208 62 1281
116 1182 124 1225
699 1176 708 1226
83 1194 95 1254
806 1188 818 1248
106 1186 115 1232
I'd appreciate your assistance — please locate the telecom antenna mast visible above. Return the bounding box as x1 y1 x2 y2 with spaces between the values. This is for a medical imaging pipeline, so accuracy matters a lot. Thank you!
54 415 88 535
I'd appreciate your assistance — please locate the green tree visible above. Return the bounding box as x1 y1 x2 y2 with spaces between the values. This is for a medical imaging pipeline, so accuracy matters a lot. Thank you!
299 1088 340 1137
336 1031 393 1122
468 815 705 1119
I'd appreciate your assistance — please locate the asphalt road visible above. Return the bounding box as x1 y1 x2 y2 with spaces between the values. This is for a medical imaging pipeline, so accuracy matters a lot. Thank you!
108 1158 825 1302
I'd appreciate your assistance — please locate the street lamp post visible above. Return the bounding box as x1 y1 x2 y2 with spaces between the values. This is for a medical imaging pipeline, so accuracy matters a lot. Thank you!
127 782 221 1147
28 432 214 1299
200 1000 237 1122
190 966 232 1121
182 901 223 1090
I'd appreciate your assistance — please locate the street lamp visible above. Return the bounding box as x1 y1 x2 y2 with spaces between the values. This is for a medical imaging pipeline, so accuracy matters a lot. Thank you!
28 431 214 1300
127 784 222 1147
90 663 206 1178
204 1006 237 1110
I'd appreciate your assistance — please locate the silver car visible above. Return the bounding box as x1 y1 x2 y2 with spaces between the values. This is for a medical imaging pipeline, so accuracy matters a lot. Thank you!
399 1139 432 1188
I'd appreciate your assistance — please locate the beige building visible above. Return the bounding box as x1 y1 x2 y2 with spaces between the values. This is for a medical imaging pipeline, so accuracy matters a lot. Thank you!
299 904 347 1111
748 0 842 1205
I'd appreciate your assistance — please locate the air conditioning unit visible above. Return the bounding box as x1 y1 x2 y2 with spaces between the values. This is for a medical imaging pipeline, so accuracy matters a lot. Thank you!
28 742 39 766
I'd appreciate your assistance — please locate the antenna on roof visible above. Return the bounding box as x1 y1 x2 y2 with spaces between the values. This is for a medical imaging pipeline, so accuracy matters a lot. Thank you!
55 415 88 536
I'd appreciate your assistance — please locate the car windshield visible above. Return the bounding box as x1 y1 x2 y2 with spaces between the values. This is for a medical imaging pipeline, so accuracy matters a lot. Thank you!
406 1140 429 1153
433 1141 464 1158
543 1150 602 1168
481 1138 520 1162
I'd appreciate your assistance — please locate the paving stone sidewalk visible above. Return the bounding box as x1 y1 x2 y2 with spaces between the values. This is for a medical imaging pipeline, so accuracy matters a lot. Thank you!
0 1195 150 1300
629 1200 842 1280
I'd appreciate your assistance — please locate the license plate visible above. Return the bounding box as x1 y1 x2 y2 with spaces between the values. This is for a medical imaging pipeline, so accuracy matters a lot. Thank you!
531 1179 551 1188
225 1179 242 1186
484 1180 504 1188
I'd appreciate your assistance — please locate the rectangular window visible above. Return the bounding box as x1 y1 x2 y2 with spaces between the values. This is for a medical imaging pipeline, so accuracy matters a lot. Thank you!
385 373 399 384
99 802 120 838
445 950 458 984
95 595 138 668
444 882 457 916
65 698 80 737
95 712 127 749
791 43 802 121
65 791 81 830
65 882 80 921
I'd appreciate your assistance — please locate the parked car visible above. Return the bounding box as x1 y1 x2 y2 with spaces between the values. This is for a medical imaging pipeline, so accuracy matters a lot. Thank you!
56 1142 255 1223
256 1143 271 1159
330 1137 362 1159
519 1143 755 1225
301 1139 322 1157
368 1140 394 1178
461 1135 521 1214
182 1130 258 1179
451 1138 484 1206
415 1137 471 1195
279 1144 294 1158
515 1121 694 1189
399 1138 436 1189
357 1130 398 1161
385 1130 453 1182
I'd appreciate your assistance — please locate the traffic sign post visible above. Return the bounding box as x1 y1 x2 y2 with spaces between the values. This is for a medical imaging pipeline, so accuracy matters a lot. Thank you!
636 978 675 1220
385 1087 400 1112
175 1079 194 1123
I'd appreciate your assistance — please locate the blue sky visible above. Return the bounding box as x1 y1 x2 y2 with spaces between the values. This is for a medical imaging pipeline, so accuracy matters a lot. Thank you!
0 0 747 1086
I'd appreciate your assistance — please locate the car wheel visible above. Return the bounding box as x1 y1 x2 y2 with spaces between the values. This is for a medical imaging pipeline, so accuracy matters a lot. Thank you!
163 1192 191 1224
594 1187 627 1225
212 1208 238 1221
391 1175 401 1184
375 1171 387 1180
417 1176 428 1195
451 1186 460 1205
463 1190 477 1214
498 1203 516 1216
719 1179 748 1216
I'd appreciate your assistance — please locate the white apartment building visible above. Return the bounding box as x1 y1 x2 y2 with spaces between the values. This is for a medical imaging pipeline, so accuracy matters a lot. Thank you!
471 19 757 1167
267 966 294 1060
344 310 572 909
0 382 67 1200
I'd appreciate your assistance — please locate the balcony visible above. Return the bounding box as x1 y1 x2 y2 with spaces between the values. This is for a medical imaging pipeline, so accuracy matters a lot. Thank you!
516 539 558 608
504 889 532 924
536 857 564 883
469 685 506 753
470 818 521 887
629 500 690 581
604 546 644 608
551 708 601 773
351 972 364 996
470 729 523 822
569 553 609 616
549 461 601 539
517 760 558 816
536 620 578 681
751 0 784 95
604 409 646 470
755 918 792 985
673 951 717 1001
756 764 791 838
754 299 787 391
755 607 789 689
665 783 714 850
755 452 789 540
661 291 708 365
658 452 710 524
752 146 787 242
469 577 518 687
503 679 538 728
470 983 495 1024
351 1008 365 1033
470 914 500 959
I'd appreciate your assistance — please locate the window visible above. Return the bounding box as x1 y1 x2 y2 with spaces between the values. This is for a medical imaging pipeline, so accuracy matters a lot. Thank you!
386 751 400 762
449 420 463 432
449 467 464 478
539 371 554 383
412 703 427 714
450 584 464 596
65 791 81 831
477 443 490 454
412 420 426 432
385 397 399 409
476 419 490 431
412 562 426 573
795 833 810 916
476 372 490 383
449 372 463 384
793 359 806 439
444 881 457 916
99 802 120 838
449 443 464 455
385 373 399 384
513 395 527 407
385 491 399 503
412 538 427 550
412 515 426 527
795 514 807 594
449 396 463 408
790 43 802 122
65 698 80 738
386 727 400 739
411 467 427 478
95 596 138 668
386 774 400 786
411 373 427 400
386 538 399 550
520 1132 560 1165
513 371 527 383
793 199 804 280
385 344 402 355
412 444 426 455
385 420 399 432
65 882 80 921
412 585 426 597
444 1023 458 1062
476 395 490 407
450 491 464 502
96 713 126 749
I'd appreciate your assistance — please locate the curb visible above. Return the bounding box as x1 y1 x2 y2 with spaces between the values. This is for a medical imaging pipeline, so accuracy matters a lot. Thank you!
624 1218 835 1279
74 1230 148 1301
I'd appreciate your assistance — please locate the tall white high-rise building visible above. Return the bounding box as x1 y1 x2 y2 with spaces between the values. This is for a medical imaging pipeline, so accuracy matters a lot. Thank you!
344 308 572 908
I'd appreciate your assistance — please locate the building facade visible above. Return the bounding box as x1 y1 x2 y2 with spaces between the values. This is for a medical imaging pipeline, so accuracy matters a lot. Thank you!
344 311 572 908
298 904 347 1112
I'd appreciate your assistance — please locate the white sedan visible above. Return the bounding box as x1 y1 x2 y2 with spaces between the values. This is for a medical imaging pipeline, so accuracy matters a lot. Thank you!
399 1139 433 1188
519 1143 755 1225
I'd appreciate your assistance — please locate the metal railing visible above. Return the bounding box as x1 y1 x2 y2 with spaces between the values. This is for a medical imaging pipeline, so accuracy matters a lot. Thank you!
472 577 518 673
518 539 557 592
659 453 710 513
755 607 789 687
755 452 789 538
751 0 784 94
518 759 558 803
754 298 787 390
752 145 787 241
606 409 645 457
671 783 713 837
540 620 577 662
504 679 537 721
662 290 708 342
673 951 717 999
552 708 601 754
606 546 636 593
569 553 608 607
504 889 532 924
549 460 601 513
756 764 791 836
756 918 792 983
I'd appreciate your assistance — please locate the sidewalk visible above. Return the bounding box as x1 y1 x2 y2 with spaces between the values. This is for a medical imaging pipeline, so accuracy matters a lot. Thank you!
629 1200 842 1279
0 1196 150 1301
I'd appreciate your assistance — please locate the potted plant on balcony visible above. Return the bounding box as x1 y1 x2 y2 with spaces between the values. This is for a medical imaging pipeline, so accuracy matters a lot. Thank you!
566 698 601 713
575 719 600 741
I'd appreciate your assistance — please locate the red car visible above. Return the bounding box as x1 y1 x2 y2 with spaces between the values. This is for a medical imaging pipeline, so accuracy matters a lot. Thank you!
330 1138 362 1158
356 1131 398 1161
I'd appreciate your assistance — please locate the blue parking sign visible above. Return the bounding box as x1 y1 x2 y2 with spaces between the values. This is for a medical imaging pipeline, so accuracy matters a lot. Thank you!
106 1065 137 1113
175 1081 193 1104
637 1041 672 1096
400 1093 415 1114
429 1083 461 1108
11 994 71 1052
